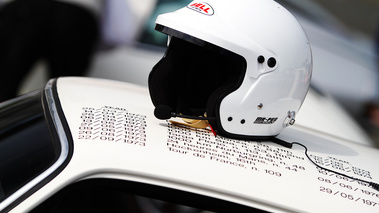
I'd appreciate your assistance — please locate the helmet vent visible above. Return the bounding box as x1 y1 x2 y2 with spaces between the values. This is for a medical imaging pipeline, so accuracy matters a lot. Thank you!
257 56 265 63
267 57 277 68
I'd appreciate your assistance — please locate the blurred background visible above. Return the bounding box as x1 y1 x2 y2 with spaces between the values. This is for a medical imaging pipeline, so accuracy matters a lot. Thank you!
0 0 379 146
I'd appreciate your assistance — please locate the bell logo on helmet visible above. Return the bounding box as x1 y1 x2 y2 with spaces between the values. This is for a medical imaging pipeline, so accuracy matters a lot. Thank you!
187 2 214 16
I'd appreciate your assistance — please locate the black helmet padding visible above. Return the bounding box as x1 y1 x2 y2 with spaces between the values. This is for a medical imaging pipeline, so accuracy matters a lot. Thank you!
148 36 246 120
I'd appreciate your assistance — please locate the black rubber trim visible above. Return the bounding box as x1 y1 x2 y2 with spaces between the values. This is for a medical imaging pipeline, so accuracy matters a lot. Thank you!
2 79 74 212
155 24 235 57
31 178 270 213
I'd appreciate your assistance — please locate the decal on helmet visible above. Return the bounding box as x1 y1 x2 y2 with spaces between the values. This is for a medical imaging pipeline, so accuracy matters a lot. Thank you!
254 117 278 124
187 2 214 16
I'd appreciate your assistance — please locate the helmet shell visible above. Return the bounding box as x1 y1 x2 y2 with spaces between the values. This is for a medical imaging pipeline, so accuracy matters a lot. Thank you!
153 0 312 139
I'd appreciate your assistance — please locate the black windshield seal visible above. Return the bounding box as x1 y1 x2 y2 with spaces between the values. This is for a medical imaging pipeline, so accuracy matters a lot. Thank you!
0 79 74 212
32 178 269 213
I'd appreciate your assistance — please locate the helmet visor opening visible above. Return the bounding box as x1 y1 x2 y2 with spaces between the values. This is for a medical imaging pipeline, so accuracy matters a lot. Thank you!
149 35 246 118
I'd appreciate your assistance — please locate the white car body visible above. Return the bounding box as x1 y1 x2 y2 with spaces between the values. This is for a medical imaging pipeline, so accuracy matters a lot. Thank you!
2 77 378 213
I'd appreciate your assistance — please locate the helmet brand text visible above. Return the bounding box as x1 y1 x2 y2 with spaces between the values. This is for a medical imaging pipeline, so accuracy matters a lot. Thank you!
187 2 214 15
254 117 278 124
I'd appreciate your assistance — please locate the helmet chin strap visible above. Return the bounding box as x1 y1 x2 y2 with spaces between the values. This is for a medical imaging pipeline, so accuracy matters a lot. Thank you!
154 104 217 135
169 118 209 129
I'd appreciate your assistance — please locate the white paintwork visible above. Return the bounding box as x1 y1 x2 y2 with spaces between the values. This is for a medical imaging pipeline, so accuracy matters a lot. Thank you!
10 77 379 213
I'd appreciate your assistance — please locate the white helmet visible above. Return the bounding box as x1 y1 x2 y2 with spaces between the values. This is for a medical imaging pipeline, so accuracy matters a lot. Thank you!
149 0 312 140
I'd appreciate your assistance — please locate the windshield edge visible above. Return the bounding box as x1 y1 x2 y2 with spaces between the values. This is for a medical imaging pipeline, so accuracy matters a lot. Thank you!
0 79 71 212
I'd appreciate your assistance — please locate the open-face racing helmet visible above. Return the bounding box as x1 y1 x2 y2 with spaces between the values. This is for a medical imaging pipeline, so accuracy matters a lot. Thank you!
149 0 312 140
